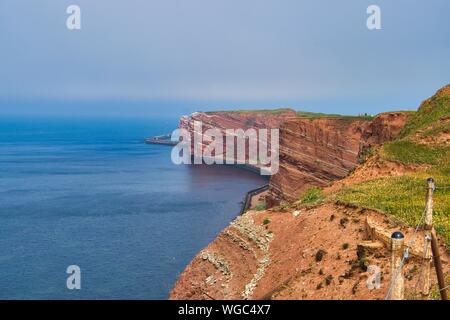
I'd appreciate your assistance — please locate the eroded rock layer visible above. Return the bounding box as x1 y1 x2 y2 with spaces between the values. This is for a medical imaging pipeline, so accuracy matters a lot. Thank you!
267 112 410 204
170 205 449 300
178 109 297 164
179 110 409 203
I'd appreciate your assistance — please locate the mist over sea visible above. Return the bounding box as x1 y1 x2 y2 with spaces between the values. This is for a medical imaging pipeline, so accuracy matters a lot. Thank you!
0 117 267 299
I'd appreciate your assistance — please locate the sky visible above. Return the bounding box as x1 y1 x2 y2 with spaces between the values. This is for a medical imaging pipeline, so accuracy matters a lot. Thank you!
0 0 449 118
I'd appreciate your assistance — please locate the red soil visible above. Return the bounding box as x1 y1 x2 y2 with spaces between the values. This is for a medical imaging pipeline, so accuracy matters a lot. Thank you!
170 204 449 300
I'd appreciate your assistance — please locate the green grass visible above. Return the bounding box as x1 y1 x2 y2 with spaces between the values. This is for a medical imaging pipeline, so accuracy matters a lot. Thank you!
399 92 450 138
204 108 375 119
296 110 374 120
254 201 267 211
203 108 409 121
430 274 450 300
421 122 450 138
335 163 450 247
336 85 450 247
359 146 375 164
299 187 325 205
381 140 450 165
204 108 294 114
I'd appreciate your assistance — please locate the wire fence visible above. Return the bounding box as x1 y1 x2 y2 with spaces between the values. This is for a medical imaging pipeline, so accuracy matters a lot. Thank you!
384 204 428 300
384 182 449 300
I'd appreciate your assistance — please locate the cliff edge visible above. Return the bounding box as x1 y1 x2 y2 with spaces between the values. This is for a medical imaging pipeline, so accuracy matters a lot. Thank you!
170 85 450 300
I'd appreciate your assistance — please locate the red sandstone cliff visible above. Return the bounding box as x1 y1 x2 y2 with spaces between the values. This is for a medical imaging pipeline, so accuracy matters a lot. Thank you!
178 109 410 203
170 109 413 300
179 109 298 133
179 109 296 162
267 112 411 204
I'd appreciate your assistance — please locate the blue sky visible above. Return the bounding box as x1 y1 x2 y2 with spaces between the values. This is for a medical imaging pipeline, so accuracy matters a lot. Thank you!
0 0 449 117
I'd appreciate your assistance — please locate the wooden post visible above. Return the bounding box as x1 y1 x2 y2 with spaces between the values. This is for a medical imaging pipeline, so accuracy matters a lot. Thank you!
420 177 434 299
431 229 448 300
389 231 405 300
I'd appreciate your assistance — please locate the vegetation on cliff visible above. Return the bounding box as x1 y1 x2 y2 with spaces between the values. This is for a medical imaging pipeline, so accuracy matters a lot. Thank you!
296 110 374 120
398 85 450 138
204 108 294 114
203 107 375 120
298 187 325 205
171 85 450 300
381 140 449 165
335 85 450 247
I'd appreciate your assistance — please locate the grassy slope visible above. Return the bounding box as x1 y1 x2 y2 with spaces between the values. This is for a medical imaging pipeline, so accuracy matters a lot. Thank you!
296 110 374 120
204 108 375 120
335 85 450 246
398 88 450 138
204 108 294 114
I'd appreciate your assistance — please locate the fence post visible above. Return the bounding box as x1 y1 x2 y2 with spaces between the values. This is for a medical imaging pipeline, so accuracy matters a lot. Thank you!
420 177 434 299
425 177 448 300
389 231 405 300
431 228 448 300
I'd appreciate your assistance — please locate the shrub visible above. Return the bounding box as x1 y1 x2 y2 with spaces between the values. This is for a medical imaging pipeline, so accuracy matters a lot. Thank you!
315 249 327 262
299 187 325 205
254 201 266 211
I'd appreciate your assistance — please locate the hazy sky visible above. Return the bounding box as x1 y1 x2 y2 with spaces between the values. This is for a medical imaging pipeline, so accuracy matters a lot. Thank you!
0 0 449 117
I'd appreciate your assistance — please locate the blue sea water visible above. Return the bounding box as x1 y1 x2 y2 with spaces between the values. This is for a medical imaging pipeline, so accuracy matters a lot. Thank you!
0 117 267 299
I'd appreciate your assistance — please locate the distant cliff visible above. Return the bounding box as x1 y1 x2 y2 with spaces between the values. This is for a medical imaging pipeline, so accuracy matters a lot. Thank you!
179 109 296 159
179 109 298 132
177 109 410 204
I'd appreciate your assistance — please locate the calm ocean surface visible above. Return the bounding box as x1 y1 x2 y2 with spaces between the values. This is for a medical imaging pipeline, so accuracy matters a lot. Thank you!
0 117 267 299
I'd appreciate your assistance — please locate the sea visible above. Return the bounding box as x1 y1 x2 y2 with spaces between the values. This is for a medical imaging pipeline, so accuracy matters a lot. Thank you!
0 117 267 299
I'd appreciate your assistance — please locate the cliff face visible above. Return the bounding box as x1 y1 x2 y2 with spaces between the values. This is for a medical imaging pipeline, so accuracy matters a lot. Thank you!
267 112 410 204
178 109 409 202
179 109 298 132
170 87 450 301
363 112 412 144
179 109 297 161
170 203 449 300
169 110 414 301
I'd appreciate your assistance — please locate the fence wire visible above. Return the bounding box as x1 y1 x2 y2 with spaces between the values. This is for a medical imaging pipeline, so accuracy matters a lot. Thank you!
439 284 450 292
384 204 428 300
